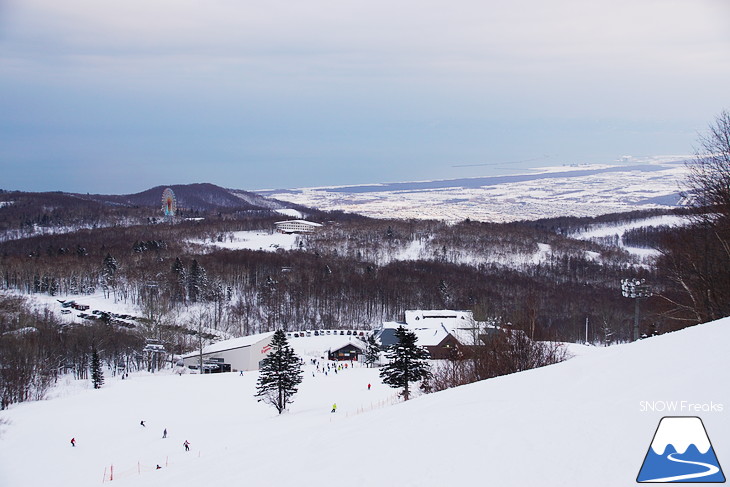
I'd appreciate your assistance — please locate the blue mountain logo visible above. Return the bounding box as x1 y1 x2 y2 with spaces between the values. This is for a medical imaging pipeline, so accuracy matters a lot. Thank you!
637 416 725 483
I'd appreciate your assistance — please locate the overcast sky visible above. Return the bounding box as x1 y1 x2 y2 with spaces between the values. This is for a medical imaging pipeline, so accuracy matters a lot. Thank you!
1 0 729 194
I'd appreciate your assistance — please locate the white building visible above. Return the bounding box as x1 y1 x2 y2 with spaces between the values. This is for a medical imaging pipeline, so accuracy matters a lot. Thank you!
275 220 322 234
376 309 497 353
181 332 274 373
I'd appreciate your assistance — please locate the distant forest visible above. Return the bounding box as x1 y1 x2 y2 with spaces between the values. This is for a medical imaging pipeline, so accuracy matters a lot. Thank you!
0 193 691 345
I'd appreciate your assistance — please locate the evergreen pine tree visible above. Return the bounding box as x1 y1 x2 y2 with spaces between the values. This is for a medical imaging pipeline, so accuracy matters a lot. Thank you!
438 279 452 307
379 326 431 400
101 253 118 299
91 348 104 389
364 334 381 368
171 257 187 303
188 259 208 303
255 330 303 414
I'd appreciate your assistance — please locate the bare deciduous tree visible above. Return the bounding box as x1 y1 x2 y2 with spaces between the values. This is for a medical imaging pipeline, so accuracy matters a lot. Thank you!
686 110 730 219
659 110 730 323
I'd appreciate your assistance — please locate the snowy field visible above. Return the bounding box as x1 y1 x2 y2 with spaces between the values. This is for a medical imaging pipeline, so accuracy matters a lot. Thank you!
572 214 691 258
187 229 560 268
189 231 301 252
1 317 728 487
187 229 639 269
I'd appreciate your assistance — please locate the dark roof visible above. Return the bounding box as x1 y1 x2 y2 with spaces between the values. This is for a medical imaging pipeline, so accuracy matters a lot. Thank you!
376 328 399 347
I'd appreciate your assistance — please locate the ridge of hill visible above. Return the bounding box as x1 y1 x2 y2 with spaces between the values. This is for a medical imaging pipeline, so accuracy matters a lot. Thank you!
0 183 313 240
81 183 299 212
0 183 307 215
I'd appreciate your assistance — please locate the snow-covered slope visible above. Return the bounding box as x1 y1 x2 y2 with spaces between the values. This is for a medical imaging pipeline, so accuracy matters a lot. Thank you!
1 319 728 487
571 213 690 259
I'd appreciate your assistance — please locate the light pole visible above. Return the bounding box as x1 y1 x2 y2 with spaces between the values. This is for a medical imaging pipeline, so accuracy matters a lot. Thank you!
621 278 652 341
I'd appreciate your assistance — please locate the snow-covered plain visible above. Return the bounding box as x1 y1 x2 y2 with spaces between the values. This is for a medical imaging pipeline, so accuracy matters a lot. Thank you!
1 318 728 487
260 158 689 222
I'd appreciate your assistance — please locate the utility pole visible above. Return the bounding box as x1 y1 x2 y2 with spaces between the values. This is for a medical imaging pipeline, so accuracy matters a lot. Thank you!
198 319 203 374
621 278 652 341
196 309 207 374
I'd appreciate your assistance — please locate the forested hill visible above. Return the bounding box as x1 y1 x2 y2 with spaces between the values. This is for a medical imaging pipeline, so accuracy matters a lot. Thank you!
84 183 300 212
0 184 313 239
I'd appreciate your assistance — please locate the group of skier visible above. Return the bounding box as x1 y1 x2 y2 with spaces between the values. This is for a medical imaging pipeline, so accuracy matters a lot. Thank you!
314 359 359 377
70 359 374 453
71 421 190 454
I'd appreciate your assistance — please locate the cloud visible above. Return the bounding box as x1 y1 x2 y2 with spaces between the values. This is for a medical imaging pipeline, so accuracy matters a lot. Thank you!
1 0 728 192
5 0 728 74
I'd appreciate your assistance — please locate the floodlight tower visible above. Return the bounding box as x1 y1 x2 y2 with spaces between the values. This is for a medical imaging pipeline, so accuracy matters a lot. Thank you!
621 278 652 341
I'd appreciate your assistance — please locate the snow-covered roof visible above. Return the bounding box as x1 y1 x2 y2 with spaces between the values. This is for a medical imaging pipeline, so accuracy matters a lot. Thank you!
181 332 274 359
382 310 476 333
449 327 480 346
377 324 454 348
410 327 451 347
274 220 322 227
381 321 403 330
327 338 366 352
378 310 496 347
405 309 473 327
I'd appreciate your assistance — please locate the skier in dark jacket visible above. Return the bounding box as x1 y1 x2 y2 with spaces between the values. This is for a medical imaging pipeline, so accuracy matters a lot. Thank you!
70 438 76 447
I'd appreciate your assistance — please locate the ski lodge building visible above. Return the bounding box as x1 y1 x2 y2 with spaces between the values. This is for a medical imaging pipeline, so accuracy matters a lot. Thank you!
375 310 493 359
274 220 322 234
181 332 274 373
327 340 366 361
